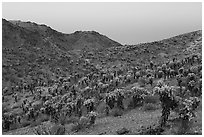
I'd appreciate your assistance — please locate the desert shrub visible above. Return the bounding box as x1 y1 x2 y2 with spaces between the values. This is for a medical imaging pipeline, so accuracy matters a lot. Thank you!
143 103 158 111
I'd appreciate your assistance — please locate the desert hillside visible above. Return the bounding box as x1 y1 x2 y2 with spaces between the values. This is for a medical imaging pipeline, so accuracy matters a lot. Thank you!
2 19 202 135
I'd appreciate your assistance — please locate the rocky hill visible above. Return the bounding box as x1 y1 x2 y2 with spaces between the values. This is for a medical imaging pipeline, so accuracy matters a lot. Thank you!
9 20 122 50
2 19 122 88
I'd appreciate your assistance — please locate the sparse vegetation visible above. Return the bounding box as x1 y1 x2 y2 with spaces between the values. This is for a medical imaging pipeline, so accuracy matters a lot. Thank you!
2 18 202 135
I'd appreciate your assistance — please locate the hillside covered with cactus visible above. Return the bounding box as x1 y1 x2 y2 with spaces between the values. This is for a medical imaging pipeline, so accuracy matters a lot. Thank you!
2 18 202 135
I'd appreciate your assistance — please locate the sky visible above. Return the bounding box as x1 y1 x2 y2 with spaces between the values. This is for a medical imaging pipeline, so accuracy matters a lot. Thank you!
2 2 202 45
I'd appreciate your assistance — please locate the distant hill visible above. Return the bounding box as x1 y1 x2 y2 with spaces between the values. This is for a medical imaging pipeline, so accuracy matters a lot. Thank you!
9 20 122 50
2 18 122 87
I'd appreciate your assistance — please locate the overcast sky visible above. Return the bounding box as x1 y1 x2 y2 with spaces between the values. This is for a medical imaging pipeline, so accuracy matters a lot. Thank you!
2 2 202 45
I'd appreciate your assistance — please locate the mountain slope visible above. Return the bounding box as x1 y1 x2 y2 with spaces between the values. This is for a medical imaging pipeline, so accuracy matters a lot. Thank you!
9 20 122 50
2 18 202 88
2 19 122 88
2 19 66 87
1 20 79 87
86 30 202 70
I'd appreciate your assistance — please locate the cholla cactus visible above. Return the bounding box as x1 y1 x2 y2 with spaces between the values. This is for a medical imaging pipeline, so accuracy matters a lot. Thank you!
152 86 160 95
87 111 98 125
178 97 200 121
83 98 95 106
188 80 196 86
187 73 196 82
157 79 165 88
87 111 98 117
